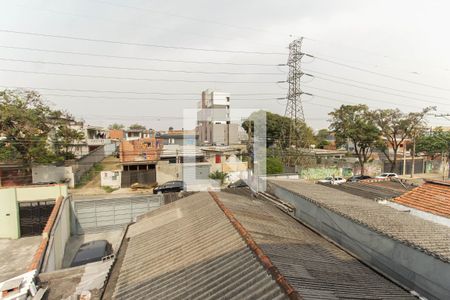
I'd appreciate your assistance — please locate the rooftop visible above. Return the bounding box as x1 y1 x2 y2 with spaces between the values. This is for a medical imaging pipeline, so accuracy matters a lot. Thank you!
320 179 414 200
393 180 450 218
0 236 41 282
270 179 450 263
106 190 414 299
107 192 287 300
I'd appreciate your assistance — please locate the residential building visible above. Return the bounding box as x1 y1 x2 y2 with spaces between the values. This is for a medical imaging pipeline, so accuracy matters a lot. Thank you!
157 128 197 146
197 89 239 146
119 137 162 163
108 129 125 140
124 129 152 141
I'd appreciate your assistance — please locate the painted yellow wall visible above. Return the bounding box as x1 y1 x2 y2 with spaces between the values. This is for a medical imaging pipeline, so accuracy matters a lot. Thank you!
0 184 68 239
15 185 68 202
0 189 20 239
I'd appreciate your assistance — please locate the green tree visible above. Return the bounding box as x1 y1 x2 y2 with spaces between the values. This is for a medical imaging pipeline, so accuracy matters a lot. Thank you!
315 129 331 149
0 90 57 165
242 110 315 148
266 157 283 174
209 170 228 185
416 128 450 159
52 113 85 160
329 105 380 175
370 107 434 172
108 123 125 130
129 124 146 130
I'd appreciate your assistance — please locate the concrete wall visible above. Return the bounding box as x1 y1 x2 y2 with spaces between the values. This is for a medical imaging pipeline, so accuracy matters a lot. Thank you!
104 142 117 156
41 197 72 272
72 145 106 184
0 185 68 239
299 167 341 180
156 161 211 184
32 165 75 188
100 171 121 189
268 182 450 300
0 188 19 239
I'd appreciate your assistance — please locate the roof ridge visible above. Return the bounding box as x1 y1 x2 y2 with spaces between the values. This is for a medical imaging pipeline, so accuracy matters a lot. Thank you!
425 179 450 187
208 191 301 300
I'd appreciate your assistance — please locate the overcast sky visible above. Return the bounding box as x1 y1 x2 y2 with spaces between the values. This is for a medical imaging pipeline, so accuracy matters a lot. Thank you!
1 0 450 130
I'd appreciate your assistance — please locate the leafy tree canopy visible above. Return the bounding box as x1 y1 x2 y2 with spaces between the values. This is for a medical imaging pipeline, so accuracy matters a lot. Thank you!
266 157 283 174
370 106 434 172
108 123 125 130
0 89 84 165
329 104 380 175
129 124 146 130
416 128 450 159
242 110 315 148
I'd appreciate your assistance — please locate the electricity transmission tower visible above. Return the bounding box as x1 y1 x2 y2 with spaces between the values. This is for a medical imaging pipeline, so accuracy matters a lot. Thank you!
283 37 306 148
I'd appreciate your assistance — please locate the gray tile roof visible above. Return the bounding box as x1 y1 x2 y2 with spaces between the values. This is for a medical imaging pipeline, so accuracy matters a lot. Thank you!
218 191 415 299
269 180 450 263
111 192 287 300
318 180 412 200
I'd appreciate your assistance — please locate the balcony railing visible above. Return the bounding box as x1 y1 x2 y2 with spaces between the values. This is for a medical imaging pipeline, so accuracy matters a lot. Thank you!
86 138 110 145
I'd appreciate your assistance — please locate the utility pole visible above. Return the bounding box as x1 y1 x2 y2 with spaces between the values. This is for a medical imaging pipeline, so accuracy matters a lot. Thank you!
283 37 306 148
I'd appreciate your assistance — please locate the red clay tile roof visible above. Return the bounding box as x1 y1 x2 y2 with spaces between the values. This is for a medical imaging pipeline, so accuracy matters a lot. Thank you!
393 180 450 218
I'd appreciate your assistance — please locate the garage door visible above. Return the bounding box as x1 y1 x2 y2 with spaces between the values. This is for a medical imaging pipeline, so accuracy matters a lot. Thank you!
19 200 55 237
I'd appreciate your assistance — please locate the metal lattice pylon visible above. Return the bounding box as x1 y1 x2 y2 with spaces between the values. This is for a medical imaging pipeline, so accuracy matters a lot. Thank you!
283 37 305 148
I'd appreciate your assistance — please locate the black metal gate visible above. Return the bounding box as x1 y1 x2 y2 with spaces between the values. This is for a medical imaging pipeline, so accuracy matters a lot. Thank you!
19 200 55 237
121 169 156 188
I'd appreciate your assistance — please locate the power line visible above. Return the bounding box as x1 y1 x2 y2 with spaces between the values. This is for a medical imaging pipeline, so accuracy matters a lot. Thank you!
310 54 450 93
305 71 450 107
0 29 287 55
306 93 450 114
0 68 278 84
305 86 435 110
14 4 283 49
40 93 283 101
0 45 280 67
305 36 450 74
0 57 283 76
0 85 282 96
92 0 288 36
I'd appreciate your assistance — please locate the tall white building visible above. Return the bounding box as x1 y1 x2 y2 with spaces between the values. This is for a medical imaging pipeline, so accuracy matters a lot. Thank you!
197 89 239 146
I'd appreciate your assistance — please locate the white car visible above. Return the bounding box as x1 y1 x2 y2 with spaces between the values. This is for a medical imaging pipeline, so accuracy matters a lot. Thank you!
375 173 399 179
318 176 347 185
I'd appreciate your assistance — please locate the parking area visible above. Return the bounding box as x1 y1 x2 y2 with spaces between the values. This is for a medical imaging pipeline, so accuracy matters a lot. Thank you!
62 229 124 268
0 236 41 282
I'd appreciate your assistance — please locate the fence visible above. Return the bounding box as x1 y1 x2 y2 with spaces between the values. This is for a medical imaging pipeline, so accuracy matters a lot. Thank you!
72 195 163 234
383 158 424 175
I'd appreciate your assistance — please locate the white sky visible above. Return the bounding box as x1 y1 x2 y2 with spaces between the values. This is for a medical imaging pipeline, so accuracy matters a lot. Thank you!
1 0 450 130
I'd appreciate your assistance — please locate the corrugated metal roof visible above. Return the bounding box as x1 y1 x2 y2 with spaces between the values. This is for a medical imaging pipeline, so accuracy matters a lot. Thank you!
270 180 450 263
319 180 412 200
107 189 417 299
111 192 287 300
394 180 450 218
218 191 415 299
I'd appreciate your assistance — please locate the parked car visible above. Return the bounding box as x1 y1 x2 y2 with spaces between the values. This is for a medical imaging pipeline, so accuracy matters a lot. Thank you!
318 176 346 185
153 180 185 194
70 240 113 267
228 179 248 188
375 173 399 179
347 175 372 182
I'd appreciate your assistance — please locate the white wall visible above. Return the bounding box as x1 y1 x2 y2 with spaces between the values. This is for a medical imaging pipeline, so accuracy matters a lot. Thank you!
100 171 121 189
41 197 72 272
